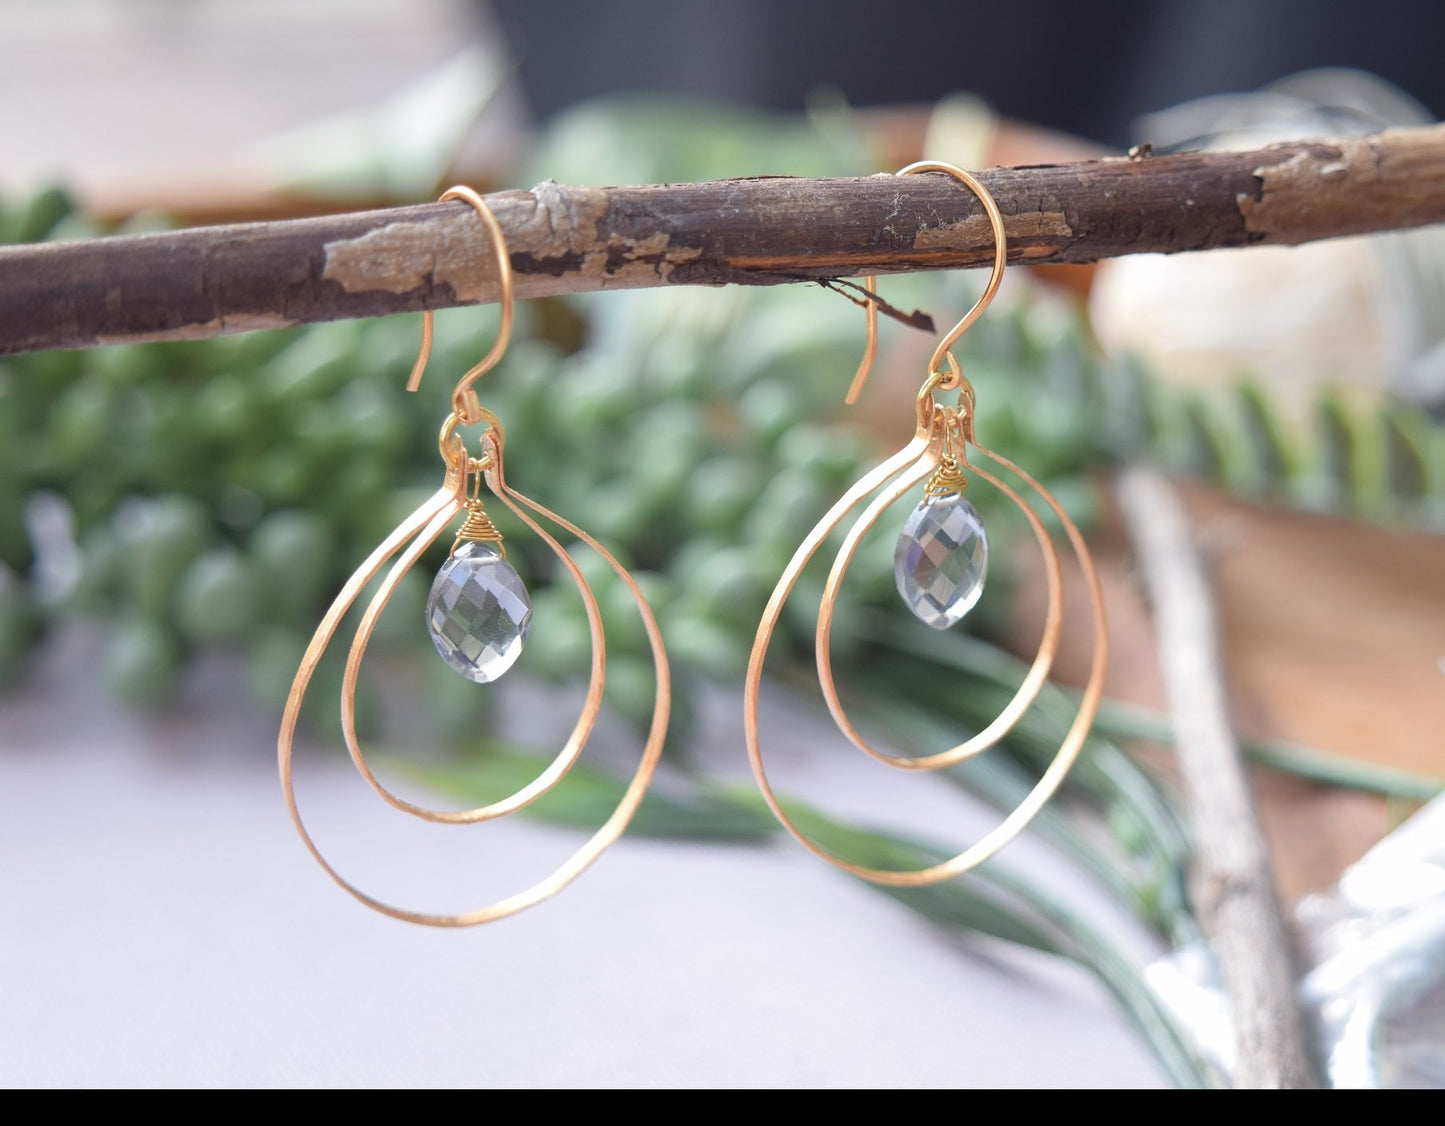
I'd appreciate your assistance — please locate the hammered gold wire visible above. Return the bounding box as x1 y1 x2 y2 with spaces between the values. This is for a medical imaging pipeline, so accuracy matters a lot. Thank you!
923 460 968 498
442 441 508 558
337 429 608 826
407 185 515 424
453 500 506 555
845 161 1008 406
744 159 1107 885
278 186 672 926
743 442 1106 886
277 445 671 925
814 408 1065 772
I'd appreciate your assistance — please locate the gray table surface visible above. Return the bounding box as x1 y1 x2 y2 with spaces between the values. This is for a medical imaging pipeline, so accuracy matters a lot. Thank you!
0 631 1165 1088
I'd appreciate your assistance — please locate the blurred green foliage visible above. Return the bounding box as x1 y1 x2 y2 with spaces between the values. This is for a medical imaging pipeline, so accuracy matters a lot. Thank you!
0 230 1108 729
2 97 1439 711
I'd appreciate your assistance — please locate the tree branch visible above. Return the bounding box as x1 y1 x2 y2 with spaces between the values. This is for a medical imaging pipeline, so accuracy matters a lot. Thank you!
1117 467 1320 1090
3 125 1444 355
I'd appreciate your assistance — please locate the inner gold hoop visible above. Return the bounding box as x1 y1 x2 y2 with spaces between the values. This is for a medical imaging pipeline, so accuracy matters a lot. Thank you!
743 162 1108 886
815 406 1064 771
338 424 606 824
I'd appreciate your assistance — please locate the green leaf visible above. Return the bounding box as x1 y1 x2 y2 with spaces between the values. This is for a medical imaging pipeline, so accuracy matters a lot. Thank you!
12 184 73 243
393 741 779 842
1091 696 1445 801
175 549 262 643
0 565 42 687
1234 381 1294 492
101 616 181 707
1382 404 1431 503
116 495 212 621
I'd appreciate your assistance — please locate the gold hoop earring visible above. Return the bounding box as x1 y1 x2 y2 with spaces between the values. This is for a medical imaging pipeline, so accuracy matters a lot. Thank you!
278 186 670 926
744 161 1108 886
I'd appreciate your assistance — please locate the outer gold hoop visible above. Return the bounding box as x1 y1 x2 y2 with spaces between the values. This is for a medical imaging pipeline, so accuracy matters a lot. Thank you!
338 431 608 824
746 159 1105 885
280 183 671 926
814 424 1064 771
743 441 1105 886
277 432 671 927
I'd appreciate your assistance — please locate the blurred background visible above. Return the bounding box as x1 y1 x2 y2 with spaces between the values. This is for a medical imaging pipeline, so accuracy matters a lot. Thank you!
1 0 1443 1089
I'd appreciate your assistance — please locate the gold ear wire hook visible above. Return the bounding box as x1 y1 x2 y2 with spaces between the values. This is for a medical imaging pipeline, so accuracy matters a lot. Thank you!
406 185 516 425
844 161 1009 405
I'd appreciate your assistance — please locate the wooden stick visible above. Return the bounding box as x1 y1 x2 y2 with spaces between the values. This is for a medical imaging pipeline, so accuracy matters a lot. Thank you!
4 125 1445 355
1117 467 1320 1090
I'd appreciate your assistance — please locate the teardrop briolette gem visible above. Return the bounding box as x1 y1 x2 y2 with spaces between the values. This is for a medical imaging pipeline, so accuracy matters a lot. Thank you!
894 493 989 629
425 541 532 682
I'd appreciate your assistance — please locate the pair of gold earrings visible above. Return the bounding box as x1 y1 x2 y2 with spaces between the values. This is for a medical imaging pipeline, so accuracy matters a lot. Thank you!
277 165 1106 926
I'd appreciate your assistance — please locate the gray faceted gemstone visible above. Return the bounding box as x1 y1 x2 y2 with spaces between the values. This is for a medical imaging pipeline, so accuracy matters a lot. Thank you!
893 493 989 630
425 541 532 683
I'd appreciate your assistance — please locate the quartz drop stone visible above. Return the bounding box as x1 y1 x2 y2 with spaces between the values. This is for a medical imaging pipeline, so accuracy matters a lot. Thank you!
893 494 989 630
425 541 532 683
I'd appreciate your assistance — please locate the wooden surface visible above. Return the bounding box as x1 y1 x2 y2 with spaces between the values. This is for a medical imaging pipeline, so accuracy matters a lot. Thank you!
1013 477 1445 899
5 126 1445 354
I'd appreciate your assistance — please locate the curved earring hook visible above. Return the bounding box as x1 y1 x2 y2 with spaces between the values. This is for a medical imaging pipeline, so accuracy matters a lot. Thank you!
844 161 1008 405
406 185 516 424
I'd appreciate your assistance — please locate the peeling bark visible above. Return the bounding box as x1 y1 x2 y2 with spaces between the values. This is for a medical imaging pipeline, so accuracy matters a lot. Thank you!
3 125 1444 355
